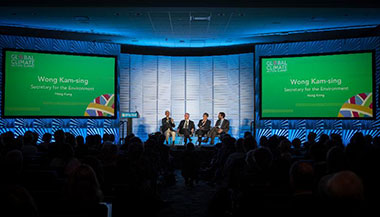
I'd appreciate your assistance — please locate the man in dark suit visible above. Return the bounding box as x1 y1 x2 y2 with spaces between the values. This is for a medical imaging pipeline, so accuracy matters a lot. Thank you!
196 112 211 146
177 113 195 145
206 112 229 145
161 110 176 146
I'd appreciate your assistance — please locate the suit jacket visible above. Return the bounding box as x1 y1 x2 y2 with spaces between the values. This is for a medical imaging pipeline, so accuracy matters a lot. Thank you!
197 119 211 131
215 119 230 133
178 119 195 132
161 117 175 132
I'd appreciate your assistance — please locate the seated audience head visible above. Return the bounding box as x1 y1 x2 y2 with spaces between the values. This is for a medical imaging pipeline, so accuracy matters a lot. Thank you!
251 147 273 171
56 143 74 162
292 138 301 150
158 134 166 145
268 135 279 149
279 139 292 153
278 135 287 143
4 149 23 175
75 135 85 147
0 185 38 217
186 142 195 151
330 133 343 144
351 132 365 143
109 134 115 143
103 133 110 143
54 130 65 143
32 132 39 145
319 134 329 145
222 135 236 148
23 131 34 146
65 133 76 147
1 131 15 150
326 146 346 173
42 133 52 143
244 131 252 139
289 161 314 192
93 134 102 145
325 171 364 202
243 136 257 152
234 138 245 153
218 112 225 119
259 136 268 147
307 132 317 142
67 164 103 205
82 156 104 184
128 138 144 160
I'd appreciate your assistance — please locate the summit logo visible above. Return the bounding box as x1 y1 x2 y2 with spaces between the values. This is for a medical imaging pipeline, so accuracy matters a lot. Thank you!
266 60 287 72
11 54 35 68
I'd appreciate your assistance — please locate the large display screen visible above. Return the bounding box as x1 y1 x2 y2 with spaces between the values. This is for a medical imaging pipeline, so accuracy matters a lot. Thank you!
2 49 117 118
260 51 374 119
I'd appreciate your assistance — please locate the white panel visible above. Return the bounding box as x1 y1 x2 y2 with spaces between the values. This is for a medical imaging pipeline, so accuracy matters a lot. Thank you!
142 55 158 135
130 55 146 139
170 57 185 126
186 57 200 121
240 53 254 137
157 56 172 131
199 57 214 125
119 53 130 113
227 54 240 137
213 55 230 125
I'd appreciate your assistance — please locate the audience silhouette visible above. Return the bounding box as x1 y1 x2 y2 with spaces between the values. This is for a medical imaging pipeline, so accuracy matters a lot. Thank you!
0 130 379 217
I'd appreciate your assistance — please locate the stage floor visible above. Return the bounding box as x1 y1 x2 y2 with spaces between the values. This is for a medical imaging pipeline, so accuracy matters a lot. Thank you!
164 136 221 147
166 144 216 149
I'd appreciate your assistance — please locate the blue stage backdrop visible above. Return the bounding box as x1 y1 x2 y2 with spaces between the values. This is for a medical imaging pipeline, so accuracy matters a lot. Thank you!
255 36 380 145
119 53 255 140
0 34 121 142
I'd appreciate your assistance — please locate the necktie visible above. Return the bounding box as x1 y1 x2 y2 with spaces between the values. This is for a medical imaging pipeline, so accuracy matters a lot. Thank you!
185 120 188 129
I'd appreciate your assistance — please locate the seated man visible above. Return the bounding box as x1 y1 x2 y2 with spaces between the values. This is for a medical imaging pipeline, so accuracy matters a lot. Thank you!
177 113 195 145
205 112 229 145
195 112 211 146
161 110 176 146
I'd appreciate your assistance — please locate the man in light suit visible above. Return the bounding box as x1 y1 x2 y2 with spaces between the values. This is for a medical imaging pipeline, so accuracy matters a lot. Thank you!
206 112 229 145
177 113 195 145
162 110 176 146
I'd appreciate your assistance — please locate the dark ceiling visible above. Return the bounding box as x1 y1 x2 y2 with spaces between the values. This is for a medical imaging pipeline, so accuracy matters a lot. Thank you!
0 1 379 49
1 0 379 7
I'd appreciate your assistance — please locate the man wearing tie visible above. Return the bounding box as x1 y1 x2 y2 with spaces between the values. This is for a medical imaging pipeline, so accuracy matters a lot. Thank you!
196 112 211 146
206 112 229 145
161 110 176 146
177 113 195 145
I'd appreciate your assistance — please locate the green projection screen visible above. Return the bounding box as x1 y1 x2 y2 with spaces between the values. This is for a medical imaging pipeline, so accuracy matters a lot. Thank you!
2 49 117 118
260 51 374 119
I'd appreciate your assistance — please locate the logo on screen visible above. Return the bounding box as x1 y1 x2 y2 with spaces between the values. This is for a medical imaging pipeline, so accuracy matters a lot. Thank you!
10 54 35 68
266 60 287 72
